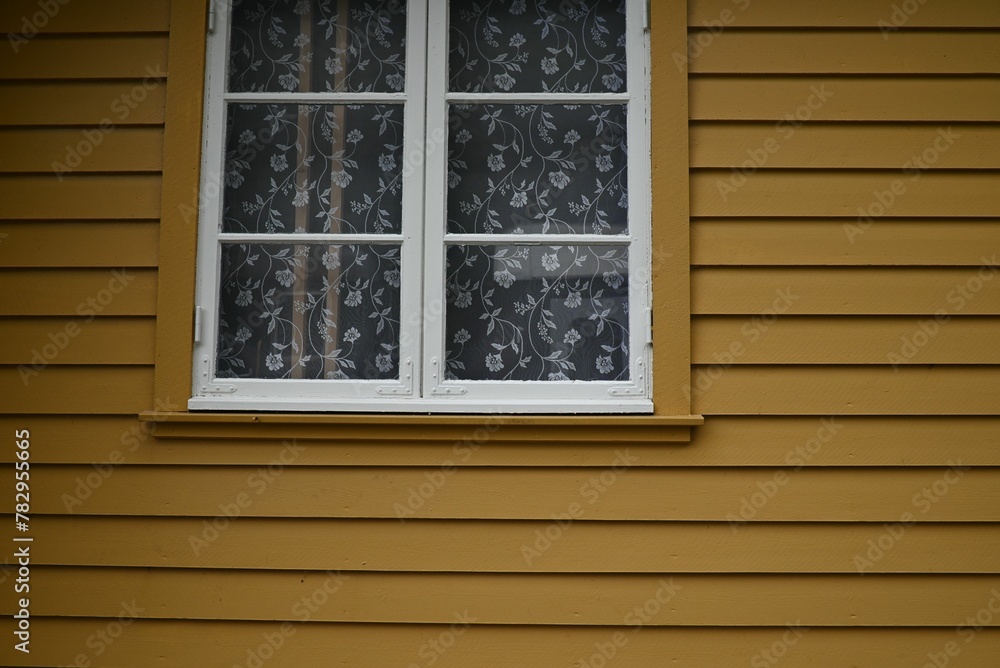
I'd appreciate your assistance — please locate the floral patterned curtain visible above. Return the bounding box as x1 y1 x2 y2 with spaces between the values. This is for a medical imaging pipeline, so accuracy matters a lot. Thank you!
217 0 407 380
214 0 634 385
445 0 632 382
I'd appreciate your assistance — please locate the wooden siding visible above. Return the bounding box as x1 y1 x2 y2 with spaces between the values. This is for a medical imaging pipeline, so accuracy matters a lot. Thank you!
1 1 999 667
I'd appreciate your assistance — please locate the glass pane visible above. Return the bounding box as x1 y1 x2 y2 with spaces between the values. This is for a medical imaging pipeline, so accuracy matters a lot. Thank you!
222 103 404 235
445 244 630 381
450 0 627 93
217 243 401 380
448 104 628 235
229 0 407 93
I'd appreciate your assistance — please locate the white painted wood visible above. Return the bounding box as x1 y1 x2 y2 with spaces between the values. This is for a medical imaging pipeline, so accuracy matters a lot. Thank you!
445 92 630 104
217 234 406 244
192 0 652 413
191 0 428 407
444 234 632 245
188 395 654 414
628 0 655 402
420 0 652 408
224 92 407 104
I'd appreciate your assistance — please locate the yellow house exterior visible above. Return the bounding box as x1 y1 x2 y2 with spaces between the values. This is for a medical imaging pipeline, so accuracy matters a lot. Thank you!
2 0 1000 665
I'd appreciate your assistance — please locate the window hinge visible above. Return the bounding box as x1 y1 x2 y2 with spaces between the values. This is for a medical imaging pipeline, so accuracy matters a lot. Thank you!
207 1 217 33
643 0 651 31
194 306 203 344
646 307 653 345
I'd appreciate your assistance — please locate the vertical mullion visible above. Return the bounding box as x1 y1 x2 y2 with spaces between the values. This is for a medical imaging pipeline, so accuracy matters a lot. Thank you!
421 0 448 397
400 0 430 395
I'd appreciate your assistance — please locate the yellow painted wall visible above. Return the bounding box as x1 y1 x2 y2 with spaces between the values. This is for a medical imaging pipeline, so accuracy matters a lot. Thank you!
1 0 999 666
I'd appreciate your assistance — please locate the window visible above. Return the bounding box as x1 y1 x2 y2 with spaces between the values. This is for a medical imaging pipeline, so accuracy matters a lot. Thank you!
190 0 652 413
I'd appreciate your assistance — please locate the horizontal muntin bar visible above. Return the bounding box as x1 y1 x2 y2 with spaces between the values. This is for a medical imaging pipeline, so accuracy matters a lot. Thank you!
224 92 407 104
444 233 632 245
218 234 405 244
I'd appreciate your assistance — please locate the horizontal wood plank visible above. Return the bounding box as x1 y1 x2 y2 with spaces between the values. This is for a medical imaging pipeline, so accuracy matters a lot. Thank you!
0 268 157 315
690 77 1000 121
18 464 999 521
0 221 160 266
687 416 1000 467
0 82 166 125
7 620 1000 668
19 516 1000 572
692 219 1000 266
0 127 164 173
693 316 1000 365
0 0 170 33
689 0 1000 27
0 35 168 79
689 31 1000 74
690 123 1000 169
0 175 162 219
691 170 1000 217
0 317 155 364
0 365 152 414
692 366 1000 415
11 568 1000 627
3 415 1000 467
693 267 1000 315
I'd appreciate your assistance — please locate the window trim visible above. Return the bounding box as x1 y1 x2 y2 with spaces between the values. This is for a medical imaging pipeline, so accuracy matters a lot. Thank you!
152 0 695 425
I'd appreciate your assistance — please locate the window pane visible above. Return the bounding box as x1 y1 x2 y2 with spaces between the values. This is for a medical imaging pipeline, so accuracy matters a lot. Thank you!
217 243 401 380
450 0 626 93
222 103 404 235
229 0 407 93
448 104 628 235
445 244 630 381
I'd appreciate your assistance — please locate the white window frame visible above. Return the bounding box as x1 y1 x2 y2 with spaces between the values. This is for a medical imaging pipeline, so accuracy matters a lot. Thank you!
190 0 652 413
